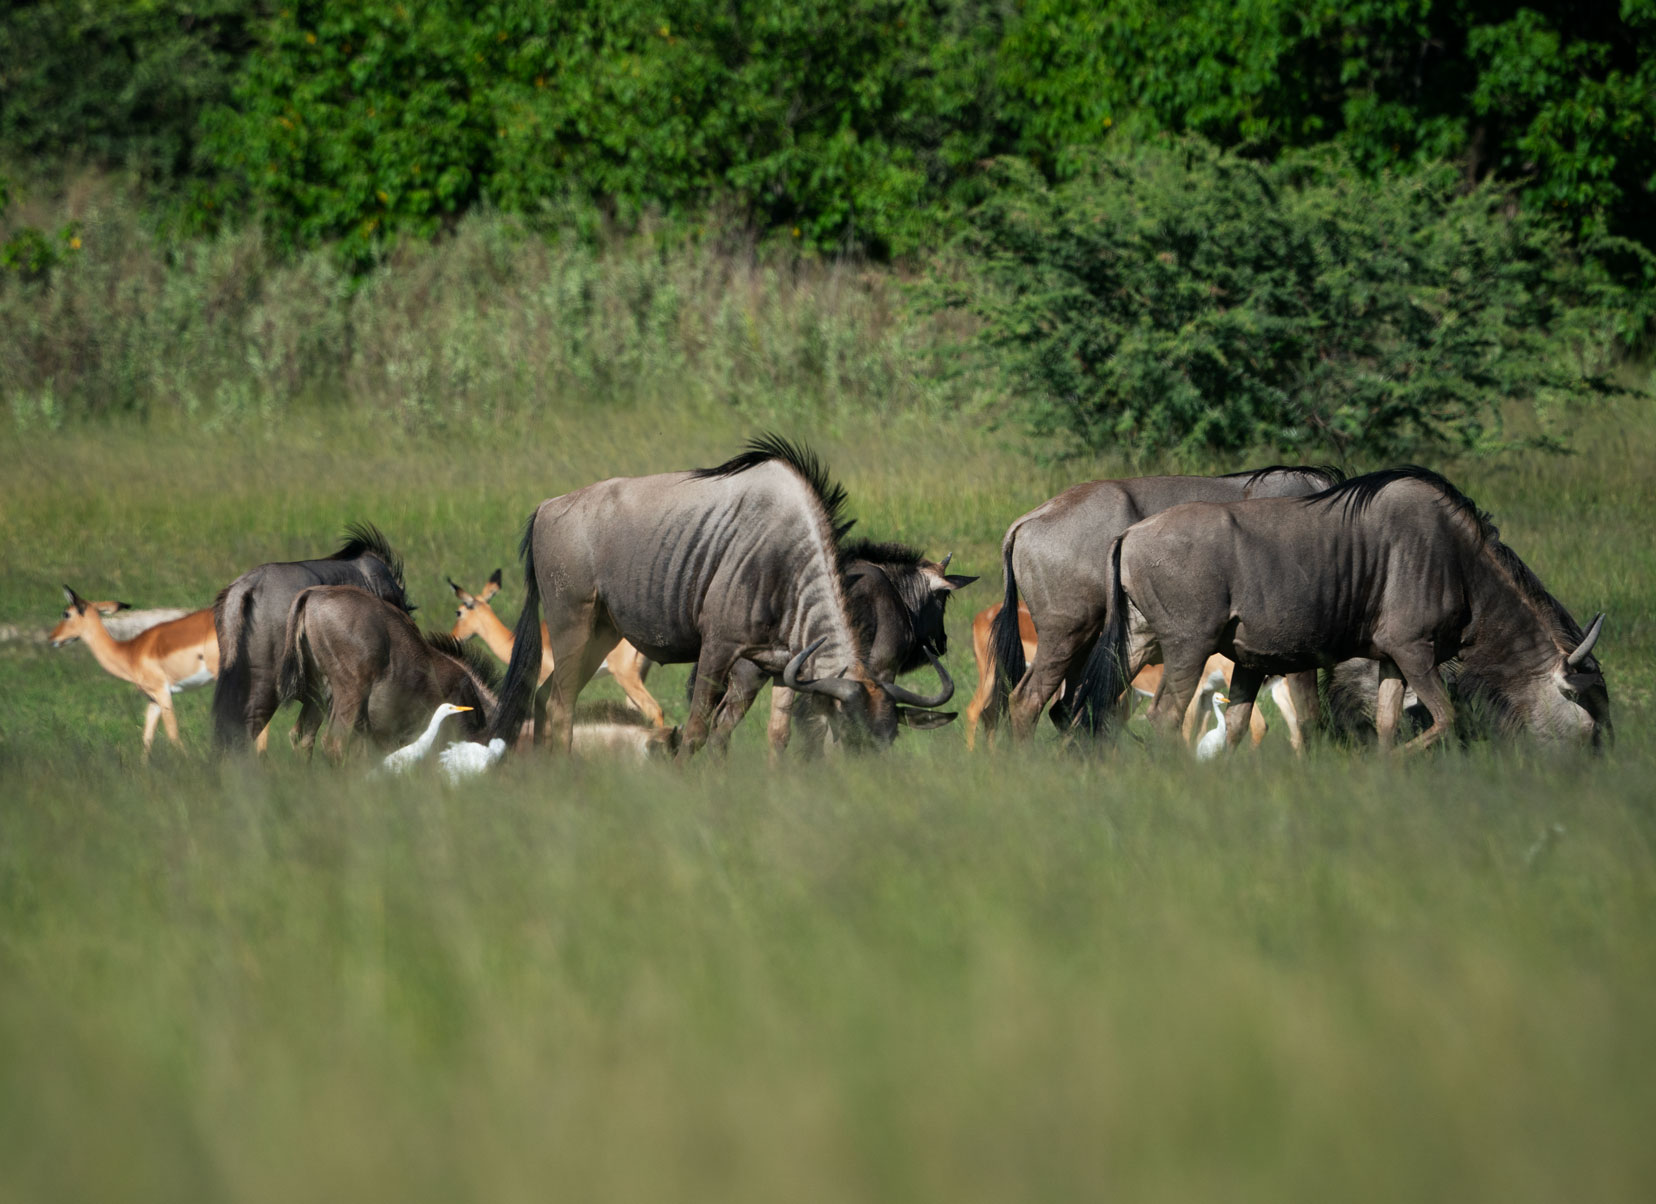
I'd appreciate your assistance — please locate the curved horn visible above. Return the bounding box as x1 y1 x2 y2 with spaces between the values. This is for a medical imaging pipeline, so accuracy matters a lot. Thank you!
880 647 955 709
938 552 953 573
783 638 863 704
1567 612 1605 668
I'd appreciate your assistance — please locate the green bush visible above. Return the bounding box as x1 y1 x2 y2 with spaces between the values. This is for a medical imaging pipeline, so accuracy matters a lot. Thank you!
946 142 1631 461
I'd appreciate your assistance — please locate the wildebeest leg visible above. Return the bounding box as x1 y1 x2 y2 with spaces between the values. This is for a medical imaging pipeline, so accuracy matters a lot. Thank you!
290 697 323 759
321 696 359 763
547 619 618 756
1391 648 1454 754
1145 651 1206 738
1222 667 1265 750
1375 659 1406 753
705 662 766 757
1010 626 1096 739
680 644 741 762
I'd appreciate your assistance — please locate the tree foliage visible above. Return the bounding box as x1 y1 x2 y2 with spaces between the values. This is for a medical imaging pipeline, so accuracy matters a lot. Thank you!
951 143 1623 461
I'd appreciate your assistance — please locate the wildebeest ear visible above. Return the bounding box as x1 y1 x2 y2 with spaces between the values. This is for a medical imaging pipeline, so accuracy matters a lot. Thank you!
941 574 978 591
898 708 957 729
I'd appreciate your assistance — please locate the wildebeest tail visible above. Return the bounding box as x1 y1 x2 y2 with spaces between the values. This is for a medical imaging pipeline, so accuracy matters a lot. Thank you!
987 534 1026 722
487 515 544 747
211 583 255 750
275 588 314 706
1070 536 1129 739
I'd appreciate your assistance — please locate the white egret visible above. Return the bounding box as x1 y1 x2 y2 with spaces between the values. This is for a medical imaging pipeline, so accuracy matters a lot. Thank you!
1196 693 1229 761
439 736 506 784
377 703 473 775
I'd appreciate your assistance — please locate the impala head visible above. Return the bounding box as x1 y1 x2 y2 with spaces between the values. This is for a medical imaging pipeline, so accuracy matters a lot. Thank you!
448 569 503 641
50 586 130 647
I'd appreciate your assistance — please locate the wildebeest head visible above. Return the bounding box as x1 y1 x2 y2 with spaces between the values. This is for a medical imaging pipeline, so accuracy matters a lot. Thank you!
839 540 977 670
1499 609 1611 749
782 637 956 748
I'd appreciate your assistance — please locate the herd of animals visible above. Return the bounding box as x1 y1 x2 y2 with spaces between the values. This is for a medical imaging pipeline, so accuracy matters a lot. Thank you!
47 435 1613 777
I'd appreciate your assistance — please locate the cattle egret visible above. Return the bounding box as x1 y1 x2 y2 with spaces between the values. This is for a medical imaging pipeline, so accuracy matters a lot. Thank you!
1196 693 1229 760
440 736 506 784
378 703 472 775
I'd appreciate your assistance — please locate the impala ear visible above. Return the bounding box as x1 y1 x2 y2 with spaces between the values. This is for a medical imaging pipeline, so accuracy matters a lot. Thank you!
93 600 127 615
480 569 503 602
62 585 87 612
115 601 132 611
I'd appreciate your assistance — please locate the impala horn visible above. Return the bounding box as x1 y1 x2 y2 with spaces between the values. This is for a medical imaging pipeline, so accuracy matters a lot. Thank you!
1567 612 1605 668
783 638 863 704
879 648 955 709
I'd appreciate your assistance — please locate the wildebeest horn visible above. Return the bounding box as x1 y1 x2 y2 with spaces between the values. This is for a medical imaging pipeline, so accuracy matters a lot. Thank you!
783 638 863 704
879 647 955 709
1567 612 1605 668
938 552 953 573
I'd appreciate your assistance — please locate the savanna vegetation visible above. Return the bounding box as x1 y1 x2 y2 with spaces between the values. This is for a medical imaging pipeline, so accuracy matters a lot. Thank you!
4 2 1656 1199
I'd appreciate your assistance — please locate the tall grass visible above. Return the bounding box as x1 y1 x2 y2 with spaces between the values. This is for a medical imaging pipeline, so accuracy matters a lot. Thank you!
1 176 985 432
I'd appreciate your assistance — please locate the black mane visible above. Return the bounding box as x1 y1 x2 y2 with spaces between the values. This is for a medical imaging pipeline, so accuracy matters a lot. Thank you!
838 538 923 568
1224 463 1347 490
424 630 503 694
331 522 408 593
692 433 855 540
1308 467 1581 641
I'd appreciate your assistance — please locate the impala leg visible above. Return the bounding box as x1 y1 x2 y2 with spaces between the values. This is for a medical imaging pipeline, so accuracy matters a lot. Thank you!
1375 659 1406 753
159 697 182 748
964 661 994 751
1223 667 1265 750
608 643 667 728
1248 700 1269 747
141 700 163 761
1282 670 1318 754
255 722 271 755
765 686 797 763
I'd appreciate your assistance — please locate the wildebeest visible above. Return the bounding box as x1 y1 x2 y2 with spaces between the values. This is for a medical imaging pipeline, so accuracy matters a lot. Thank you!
987 467 1341 742
708 539 976 757
213 523 411 751
1081 467 1611 752
276 584 495 761
488 435 956 758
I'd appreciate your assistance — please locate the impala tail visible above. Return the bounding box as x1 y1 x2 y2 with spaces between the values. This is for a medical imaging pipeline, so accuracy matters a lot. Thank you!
1071 536 1129 739
487 517 544 747
211 583 256 750
987 535 1026 724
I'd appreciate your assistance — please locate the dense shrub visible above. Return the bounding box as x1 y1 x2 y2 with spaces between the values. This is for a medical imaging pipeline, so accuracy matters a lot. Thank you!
947 142 1630 460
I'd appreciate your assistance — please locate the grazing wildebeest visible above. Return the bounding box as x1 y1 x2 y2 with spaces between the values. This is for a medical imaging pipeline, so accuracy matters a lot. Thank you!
213 523 411 751
987 467 1342 742
448 569 665 727
487 435 956 758
1081 467 1611 752
707 539 977 757
276 585 495 761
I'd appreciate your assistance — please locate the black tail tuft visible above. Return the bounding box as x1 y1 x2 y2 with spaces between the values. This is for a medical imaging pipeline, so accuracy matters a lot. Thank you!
986 535 1027 728
1069 536 1130 739
487 512 544 747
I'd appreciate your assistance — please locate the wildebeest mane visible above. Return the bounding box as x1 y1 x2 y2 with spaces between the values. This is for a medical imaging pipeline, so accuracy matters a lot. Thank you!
838 538 922 568
693 433 855 540
424 630 503 694
1310 467 1583 645
330 522 411 609
1224 464 1347 490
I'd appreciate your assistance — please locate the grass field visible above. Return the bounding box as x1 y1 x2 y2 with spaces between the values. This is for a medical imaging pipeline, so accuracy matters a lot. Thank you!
3 399 1655 1201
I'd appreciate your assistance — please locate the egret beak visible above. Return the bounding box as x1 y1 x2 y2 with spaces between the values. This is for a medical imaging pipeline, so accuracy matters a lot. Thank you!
453 706 473 713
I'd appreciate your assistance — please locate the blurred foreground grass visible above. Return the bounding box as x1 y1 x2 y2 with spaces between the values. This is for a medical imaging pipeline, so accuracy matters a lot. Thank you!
2 402 1655 1200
